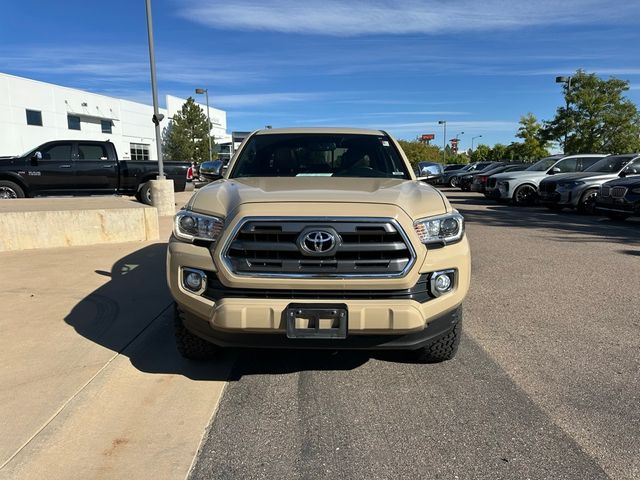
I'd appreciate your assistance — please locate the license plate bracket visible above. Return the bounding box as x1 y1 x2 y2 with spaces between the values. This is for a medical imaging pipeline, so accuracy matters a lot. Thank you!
285 303 348 339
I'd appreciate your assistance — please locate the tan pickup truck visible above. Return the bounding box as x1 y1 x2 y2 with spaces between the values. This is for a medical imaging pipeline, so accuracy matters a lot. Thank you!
167 128 470 362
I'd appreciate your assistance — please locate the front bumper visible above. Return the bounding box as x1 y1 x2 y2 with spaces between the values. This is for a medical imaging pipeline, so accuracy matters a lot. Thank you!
470 183 485 192
180 302 462 350
596 195 640 215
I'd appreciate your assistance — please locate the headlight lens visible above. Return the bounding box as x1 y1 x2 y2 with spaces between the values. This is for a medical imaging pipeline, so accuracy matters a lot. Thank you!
414 212 465 245
631 188 640 194
174 210 224 242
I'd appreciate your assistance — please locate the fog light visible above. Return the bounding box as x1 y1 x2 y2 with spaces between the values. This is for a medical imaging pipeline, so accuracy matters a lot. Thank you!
434 274 451 292
182 268 207 295
430 270 456 297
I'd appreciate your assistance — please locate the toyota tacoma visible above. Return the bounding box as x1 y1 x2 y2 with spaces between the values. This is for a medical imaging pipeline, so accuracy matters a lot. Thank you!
167 128 470 362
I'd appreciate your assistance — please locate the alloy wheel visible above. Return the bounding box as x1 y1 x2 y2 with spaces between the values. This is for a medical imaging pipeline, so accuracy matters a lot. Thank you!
0 186 18 199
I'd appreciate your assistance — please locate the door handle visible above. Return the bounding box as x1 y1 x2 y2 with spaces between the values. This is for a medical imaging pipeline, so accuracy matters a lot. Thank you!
59 164 72 168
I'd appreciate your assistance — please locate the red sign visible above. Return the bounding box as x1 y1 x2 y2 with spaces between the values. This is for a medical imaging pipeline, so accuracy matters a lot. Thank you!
421 133 435 141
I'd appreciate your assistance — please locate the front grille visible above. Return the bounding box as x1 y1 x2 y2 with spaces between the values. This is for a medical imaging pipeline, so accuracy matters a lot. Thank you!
601 186 611 197
540 181 557 193
611 186 628 198
223 218 416 277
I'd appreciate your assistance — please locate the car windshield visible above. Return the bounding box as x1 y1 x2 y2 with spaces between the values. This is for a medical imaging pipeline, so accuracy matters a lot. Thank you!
444 164 463 171
584 156 634 173
230 133 411 179
526 157 560 171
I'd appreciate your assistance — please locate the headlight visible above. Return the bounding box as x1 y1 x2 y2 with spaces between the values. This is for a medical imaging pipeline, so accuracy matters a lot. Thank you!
631 188 640 194
414 212 465 246
174 210 224 243
559 181 585 189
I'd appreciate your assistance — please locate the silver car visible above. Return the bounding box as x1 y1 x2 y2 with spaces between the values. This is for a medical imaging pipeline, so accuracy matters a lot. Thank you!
538 154 640 212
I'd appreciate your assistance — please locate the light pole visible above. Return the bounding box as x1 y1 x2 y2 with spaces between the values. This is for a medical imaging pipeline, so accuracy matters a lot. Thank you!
145 0 164 178
195 88 213 161
471 135 482 150
556 75 572 154
144 0 175 216
455 131 464 154
438 120 446 162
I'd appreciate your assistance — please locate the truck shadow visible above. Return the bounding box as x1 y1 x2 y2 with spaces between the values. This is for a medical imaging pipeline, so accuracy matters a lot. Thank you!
64 243 371 381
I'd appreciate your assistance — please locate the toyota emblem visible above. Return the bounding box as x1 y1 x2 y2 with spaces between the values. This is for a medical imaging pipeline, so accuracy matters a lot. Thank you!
298 229 339 256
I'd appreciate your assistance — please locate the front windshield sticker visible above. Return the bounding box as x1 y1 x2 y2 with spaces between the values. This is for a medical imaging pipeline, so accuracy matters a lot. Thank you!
381 140 390 146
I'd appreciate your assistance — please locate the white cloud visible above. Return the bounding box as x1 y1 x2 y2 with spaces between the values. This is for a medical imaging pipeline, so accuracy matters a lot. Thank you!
212 92 324 107
179 0 639 36
376 120 520 134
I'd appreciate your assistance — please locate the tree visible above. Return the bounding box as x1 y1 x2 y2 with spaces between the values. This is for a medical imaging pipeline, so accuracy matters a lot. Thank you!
164 97 216 163
542 70 640 154
470 144 491 162
487 143 508 161
514 113 550 160
397 139 442 168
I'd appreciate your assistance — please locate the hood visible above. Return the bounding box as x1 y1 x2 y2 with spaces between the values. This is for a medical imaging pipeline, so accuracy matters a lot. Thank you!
491 170 548 181
187 177 449 219
543 172 618 183
601 175 640 188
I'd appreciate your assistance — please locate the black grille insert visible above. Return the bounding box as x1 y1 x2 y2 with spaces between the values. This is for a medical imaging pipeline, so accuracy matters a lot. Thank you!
223 219 415 277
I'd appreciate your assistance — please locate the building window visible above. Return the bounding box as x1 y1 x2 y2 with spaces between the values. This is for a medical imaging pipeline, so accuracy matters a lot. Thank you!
26 109 43 126
101 120 112 134
67 115 81 130
130 143 150 161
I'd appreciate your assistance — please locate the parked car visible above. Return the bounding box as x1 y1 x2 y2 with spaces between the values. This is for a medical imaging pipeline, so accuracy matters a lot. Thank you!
539 154 640 213
169 127 470 362
595 174 640 220
458 162 505 191
490 154 606 205
444 164 466 172
446 162 495 187
415 161 445 184
440 163 471 186
472 164 528 194
0 140 190 204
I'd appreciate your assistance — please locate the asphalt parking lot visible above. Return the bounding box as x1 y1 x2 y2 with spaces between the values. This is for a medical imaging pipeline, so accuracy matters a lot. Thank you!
190 189 639 480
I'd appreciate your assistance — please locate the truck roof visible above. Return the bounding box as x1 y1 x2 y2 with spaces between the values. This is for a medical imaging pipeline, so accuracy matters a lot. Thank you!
252 127 386 136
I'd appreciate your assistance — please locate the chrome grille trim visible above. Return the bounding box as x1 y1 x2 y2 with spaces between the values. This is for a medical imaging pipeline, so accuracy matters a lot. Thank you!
221 217 417 279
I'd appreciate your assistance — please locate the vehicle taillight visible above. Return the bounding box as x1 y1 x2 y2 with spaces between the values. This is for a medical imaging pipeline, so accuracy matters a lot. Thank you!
479 176 488 184
186 166 193 180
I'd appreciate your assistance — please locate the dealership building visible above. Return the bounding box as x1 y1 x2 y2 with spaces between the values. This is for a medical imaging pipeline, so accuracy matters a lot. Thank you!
0 72 230 160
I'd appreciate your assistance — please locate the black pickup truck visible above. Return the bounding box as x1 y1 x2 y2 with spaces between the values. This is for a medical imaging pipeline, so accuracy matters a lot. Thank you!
0 140 190 204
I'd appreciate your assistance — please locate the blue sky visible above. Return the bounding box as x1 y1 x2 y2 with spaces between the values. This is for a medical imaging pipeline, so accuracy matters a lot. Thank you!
1 0 640 150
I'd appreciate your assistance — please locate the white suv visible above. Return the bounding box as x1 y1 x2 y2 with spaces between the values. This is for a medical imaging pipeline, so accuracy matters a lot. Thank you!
491 154 606 205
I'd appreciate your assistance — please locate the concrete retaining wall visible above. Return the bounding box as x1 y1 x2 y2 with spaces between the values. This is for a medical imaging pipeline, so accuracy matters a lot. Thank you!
0 198 159 252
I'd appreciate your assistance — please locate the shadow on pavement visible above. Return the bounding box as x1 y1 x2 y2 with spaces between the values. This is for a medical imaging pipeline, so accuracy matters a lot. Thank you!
445 192 639 245
64 242 374 381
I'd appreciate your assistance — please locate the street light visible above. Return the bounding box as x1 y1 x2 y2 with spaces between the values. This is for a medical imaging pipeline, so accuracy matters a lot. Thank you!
195 88 213 161
471 135 482 150
144 0 164 178
438 120 446 162
555 75 572 154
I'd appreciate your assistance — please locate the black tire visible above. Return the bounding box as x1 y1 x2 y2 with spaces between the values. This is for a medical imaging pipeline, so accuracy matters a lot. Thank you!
0 180 25 199
138 181 152 205
411 308 462 363
513 184 537 206
606 212 630 221
174 305 221 360
577 189 598 214
449 176 459 188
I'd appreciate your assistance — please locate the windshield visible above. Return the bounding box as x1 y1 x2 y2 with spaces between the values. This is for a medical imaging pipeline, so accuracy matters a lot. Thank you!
584 155 634 173
526 157 559 171
230 133 411 179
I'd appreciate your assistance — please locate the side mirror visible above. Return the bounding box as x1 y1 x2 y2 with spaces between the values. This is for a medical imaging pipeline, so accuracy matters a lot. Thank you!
31 151 42 165
199 160 224 180
548 167 561 175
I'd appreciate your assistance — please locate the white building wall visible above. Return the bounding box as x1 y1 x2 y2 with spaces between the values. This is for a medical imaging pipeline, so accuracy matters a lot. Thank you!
0 72 229 160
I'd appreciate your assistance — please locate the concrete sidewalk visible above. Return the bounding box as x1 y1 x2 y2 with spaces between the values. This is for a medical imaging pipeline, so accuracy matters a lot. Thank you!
0 192 231 479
